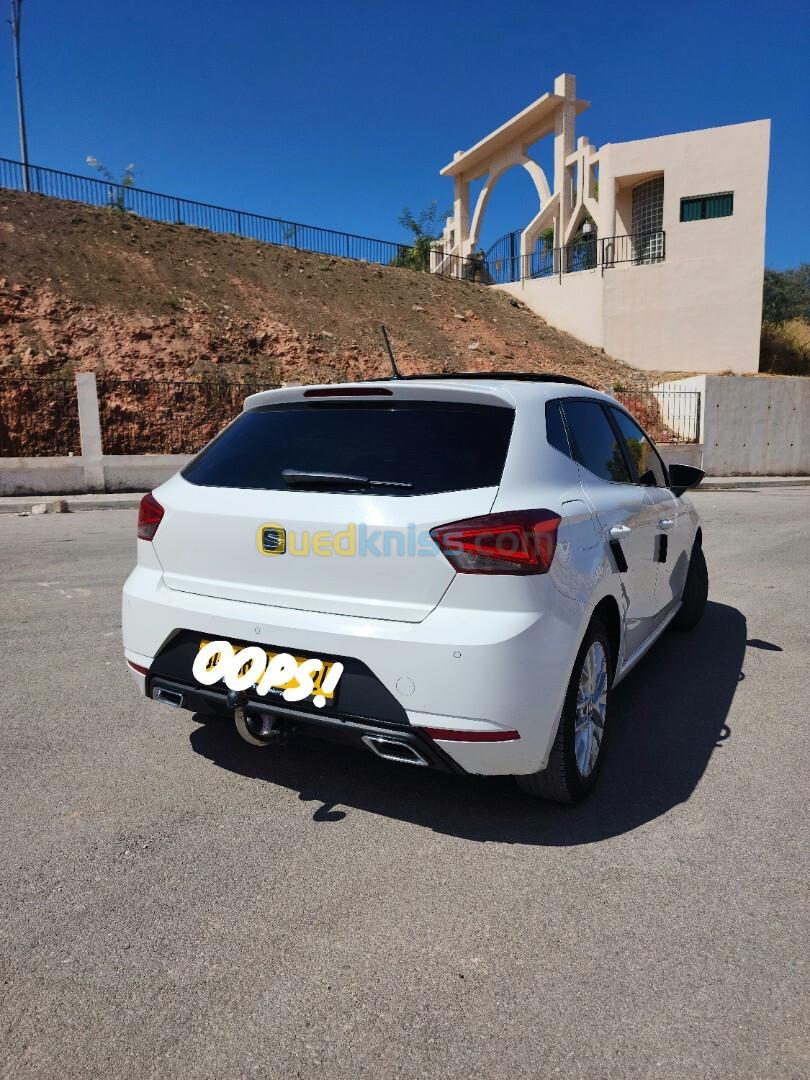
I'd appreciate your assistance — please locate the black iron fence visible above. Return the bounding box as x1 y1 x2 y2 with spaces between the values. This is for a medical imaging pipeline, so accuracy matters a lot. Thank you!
611 383 700 445
0 376 81 456
601 230 666 268
430 250 492 283
95 377 276 455
520 230 665 282
1 157 668 288
433 229 667 285
0 157 412 268
0 374 700 457
481 230 522 286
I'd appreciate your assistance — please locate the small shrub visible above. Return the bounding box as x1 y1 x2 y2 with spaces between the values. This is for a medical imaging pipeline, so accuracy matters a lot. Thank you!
86 156 137 211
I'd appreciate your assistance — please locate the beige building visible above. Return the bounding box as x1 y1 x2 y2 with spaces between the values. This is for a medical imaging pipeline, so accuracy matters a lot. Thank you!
434 74 770 374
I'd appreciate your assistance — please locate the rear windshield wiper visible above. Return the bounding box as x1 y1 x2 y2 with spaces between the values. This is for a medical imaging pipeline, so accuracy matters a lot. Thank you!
281 469 412 490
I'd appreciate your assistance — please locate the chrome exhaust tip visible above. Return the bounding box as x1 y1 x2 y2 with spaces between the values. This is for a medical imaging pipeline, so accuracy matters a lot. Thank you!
153 686 184 708
361 735 428 767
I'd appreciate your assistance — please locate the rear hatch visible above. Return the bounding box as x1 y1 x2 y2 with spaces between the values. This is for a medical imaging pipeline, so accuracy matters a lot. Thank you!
150 388 515 623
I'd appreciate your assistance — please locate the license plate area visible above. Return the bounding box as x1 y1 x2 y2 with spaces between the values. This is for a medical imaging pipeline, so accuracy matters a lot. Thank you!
197 638 339 707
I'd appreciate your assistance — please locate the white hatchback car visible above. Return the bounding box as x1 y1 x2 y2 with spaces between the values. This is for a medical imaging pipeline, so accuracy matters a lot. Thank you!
122 374 707 803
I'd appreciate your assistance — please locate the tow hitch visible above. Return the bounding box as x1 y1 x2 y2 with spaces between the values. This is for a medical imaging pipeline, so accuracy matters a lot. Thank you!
227 689 287 747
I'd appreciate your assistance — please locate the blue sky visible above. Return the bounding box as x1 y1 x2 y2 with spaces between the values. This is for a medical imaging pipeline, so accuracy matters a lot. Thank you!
1 0 808 269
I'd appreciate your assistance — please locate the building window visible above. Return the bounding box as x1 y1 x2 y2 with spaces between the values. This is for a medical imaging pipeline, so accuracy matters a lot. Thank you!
680 192 734 221
631 176 664 264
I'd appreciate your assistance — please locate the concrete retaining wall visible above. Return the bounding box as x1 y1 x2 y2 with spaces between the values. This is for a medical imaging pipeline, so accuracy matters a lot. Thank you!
0 455 190 496
654 375 809 475
1 373 806 494
102 455 192 492
657 444 703 470
0 457 86 495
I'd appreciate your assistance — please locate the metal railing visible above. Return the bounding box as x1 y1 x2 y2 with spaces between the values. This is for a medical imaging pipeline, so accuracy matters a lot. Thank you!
430 249 493 283
0 373 700 457
0 375 81 456
433 229 667 285
611 383 701 445
92 377 699 450
0 157 412 268
1 157 668 289
523 230 665 282
481 230 522 286
95 377 277 455
601 230 666 268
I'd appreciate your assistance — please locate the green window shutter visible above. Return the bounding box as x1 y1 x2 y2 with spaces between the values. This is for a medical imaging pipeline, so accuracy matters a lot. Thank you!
680 192 733 221
705 193 733 218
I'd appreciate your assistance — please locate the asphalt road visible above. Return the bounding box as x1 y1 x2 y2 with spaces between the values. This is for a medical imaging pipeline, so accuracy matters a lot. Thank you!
1 490 808 1080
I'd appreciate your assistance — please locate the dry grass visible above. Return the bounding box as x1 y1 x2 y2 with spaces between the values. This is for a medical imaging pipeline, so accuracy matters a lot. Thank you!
760 319 810 376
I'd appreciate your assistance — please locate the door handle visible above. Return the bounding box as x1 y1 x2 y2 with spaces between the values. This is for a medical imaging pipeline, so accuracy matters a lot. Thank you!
609 525 631 537
658 518 675 530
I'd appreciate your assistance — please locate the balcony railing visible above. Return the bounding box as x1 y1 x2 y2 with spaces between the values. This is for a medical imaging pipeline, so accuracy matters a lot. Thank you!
431 229 666 285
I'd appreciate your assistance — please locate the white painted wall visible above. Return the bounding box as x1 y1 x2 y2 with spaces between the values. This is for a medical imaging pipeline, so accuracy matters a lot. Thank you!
495 120 770 376
653 377 704 441
499 269 604 349
600 120 770 374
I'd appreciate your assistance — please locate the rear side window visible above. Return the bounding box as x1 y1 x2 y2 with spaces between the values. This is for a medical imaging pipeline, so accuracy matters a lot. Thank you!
560 400 631 484
182 400 515 495
545 401 573 458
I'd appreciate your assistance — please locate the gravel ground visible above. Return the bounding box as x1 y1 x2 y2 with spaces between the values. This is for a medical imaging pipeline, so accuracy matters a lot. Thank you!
0 490 807 1079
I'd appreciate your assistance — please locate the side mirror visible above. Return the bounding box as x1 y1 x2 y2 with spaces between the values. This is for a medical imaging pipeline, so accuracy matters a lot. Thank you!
668 462 705 497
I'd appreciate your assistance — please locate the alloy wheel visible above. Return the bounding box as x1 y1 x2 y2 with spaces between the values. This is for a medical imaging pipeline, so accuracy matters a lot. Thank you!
574 641 608 777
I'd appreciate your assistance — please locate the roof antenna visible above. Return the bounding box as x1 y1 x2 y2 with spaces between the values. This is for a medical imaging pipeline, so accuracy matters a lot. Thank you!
380 324 403 380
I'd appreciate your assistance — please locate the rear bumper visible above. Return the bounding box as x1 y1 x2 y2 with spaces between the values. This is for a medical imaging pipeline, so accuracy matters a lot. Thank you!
123 565 589 775
142 671 464 773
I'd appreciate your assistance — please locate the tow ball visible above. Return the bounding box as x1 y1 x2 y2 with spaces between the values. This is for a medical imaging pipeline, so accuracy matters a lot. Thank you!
227 689 286 747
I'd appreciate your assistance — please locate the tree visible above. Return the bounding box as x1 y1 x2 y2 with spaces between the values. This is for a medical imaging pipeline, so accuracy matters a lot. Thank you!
762 264 810 324
391 200 450 271
760 265 810 376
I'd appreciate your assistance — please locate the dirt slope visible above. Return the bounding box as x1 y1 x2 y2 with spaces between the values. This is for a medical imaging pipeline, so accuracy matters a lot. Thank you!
0 189 664 388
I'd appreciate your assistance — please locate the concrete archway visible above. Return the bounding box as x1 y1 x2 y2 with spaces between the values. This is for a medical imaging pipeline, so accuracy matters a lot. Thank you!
469 155 551 250
436 73 590 269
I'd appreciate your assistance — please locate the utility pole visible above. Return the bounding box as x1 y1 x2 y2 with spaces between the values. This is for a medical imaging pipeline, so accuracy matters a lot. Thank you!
10 0 30 191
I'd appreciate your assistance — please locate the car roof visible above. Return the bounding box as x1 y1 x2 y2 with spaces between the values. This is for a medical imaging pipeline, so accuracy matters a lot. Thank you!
372 371 594 388
243 373 614 413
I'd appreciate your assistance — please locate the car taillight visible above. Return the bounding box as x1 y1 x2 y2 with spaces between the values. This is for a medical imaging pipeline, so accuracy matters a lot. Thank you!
137 492 164 541
429 509 561 575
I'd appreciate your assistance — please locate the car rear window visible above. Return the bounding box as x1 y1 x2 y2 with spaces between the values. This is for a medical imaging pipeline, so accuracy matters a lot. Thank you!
182 400 515 495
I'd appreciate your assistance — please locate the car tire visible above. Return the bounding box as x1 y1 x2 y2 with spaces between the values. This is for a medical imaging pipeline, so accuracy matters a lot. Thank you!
516 617 613 804
670 542 708 631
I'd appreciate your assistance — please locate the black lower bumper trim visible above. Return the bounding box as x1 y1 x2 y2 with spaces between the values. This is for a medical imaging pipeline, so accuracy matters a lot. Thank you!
147 675 465 774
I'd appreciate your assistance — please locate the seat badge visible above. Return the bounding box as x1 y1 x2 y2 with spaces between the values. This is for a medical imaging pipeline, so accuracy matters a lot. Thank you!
256 524 286 555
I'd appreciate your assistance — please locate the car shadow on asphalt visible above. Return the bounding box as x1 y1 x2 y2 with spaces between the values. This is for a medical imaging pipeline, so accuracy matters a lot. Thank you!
188 601 746 846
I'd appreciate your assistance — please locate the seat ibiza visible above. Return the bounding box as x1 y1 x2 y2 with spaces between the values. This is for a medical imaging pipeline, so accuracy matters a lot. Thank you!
122 374 707 803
